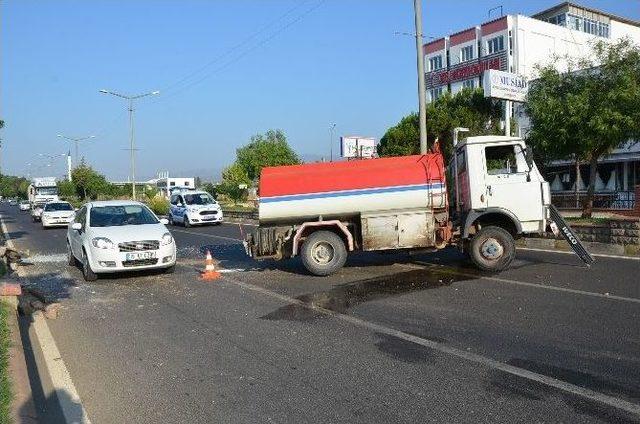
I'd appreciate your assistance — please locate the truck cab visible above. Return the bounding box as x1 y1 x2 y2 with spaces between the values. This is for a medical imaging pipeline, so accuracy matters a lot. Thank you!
454 135 551 270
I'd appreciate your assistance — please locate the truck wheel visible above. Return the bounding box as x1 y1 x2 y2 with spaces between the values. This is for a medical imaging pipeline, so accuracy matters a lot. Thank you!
469 226 515 272
301 231 347 276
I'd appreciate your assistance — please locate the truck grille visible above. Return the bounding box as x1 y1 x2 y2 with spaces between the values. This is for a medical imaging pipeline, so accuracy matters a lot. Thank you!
122 258 158 267
199 210 218 215
118 240 159 252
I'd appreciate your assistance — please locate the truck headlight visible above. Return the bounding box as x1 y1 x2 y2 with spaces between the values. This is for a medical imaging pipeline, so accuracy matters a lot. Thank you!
92 237 115 249
160 232 173 246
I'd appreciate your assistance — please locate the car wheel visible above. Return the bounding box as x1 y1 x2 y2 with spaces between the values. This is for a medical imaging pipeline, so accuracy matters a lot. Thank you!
81 249 98 281
300 230 347 276
184 215 191 228
168 214 174 225
469 226 515 272
67 242 77 266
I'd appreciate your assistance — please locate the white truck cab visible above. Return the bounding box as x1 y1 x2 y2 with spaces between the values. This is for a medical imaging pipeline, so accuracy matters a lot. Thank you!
453 134 553 270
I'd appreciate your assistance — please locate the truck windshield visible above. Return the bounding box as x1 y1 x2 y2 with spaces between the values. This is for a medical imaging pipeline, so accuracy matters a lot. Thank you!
90 205 159 227
184 193 215 205
37 188 59 195
44 203 73 211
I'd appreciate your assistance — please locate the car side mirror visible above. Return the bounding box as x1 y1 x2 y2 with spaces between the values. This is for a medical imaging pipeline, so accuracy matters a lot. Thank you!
159 218 169 225
71 222 82 231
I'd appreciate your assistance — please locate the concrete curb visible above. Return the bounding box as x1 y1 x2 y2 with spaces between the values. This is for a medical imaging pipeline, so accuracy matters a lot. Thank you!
518 237 639 259
1 213 91 424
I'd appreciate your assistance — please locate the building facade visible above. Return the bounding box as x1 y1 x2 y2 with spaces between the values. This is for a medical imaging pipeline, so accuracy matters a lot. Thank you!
423 2 640 210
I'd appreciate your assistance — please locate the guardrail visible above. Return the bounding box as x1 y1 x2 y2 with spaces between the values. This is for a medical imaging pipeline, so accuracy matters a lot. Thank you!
551 190 635 210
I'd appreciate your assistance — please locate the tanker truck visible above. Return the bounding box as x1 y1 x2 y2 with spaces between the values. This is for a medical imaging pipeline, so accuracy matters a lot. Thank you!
244 133 593 276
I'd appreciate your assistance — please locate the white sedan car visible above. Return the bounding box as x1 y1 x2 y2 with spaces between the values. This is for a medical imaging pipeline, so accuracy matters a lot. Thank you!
19 201 31 211
41 201 75 228
67 200 176 281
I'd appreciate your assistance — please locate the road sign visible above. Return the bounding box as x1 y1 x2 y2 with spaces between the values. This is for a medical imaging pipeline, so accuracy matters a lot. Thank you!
483 69 528 102
340 136 376 159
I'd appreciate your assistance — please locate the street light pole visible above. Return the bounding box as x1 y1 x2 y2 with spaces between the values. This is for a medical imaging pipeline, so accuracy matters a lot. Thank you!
414 0 428 154
100 89 159 199
329 123 336 162
57 134 96 166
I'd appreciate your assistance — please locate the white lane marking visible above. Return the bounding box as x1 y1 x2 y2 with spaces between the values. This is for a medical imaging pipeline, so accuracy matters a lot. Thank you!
518 246 640 261
170 228 243 243
22 254 67 263
223 275 640 416
0 213 16 249
32 312 92 424
409 261 640 305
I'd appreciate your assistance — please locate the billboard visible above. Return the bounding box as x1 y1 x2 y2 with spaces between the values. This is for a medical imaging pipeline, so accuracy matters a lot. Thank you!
340 136 376 159
483 69 528 102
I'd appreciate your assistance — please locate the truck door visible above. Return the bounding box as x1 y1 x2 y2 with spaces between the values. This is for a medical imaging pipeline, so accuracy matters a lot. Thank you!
483 144 543 222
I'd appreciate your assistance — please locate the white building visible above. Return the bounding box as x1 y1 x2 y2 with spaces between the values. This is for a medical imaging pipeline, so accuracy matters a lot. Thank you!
155 177 196 198
424 1 640 206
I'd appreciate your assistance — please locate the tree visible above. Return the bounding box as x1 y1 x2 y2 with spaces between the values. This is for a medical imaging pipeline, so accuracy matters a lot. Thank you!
0 175 29 199
201 182 218 199
218 163 251 204
236 129 300 181
377 88 504 162
58 180 76 199
71 162 110 200
525 38 640 217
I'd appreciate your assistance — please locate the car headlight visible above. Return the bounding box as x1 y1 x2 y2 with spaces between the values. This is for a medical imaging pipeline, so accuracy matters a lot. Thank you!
92 237 115 249
161 232 173 246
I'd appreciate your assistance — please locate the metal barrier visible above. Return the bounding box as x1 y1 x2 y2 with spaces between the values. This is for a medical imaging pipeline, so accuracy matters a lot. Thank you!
551 191 635 210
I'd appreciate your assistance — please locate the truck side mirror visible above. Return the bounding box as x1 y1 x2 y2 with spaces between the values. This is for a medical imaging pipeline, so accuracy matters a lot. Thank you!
524 147 534 170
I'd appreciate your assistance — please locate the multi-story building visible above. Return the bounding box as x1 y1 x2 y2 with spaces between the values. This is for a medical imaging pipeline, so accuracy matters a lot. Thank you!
423 1 640 210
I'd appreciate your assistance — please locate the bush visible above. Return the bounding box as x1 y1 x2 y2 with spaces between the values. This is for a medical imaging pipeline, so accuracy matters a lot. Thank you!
147 196 170 216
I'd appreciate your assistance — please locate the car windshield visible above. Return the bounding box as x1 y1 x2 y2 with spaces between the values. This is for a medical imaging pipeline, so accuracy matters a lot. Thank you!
44 203 73 211
183 193 215 205
90 205 159 227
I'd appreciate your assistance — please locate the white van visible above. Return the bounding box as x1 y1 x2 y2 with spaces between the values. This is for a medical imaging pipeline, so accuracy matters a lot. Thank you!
168 190 223 227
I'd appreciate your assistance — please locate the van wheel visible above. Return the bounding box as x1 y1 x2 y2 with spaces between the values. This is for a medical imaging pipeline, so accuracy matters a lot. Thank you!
184 215 191 228
168 214 174 226
82 249 98 281
301 231 347 276
469 226 515 272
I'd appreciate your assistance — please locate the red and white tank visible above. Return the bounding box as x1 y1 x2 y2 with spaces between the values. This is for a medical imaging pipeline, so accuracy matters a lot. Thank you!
258 153 447 223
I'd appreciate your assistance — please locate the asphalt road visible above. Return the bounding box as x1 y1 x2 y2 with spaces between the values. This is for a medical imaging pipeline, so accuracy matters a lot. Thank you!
2 203 639 423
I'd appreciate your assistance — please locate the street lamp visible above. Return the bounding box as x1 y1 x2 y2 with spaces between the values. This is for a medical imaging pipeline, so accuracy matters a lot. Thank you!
57 134 95 166
99 89 160 198
329 123 336 162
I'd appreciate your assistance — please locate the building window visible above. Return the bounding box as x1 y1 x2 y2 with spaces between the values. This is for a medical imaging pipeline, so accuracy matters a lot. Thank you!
430 87 444 101
170 182 176 186
428 55 443 71
547 13 566 26
460 45 474 63
487 35 504 54
462 79 475 89
185 181 190 186
567 14 609 38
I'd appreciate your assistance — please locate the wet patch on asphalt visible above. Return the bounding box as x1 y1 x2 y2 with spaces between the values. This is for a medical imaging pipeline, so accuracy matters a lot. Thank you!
260 268 472 321
373 333 434 363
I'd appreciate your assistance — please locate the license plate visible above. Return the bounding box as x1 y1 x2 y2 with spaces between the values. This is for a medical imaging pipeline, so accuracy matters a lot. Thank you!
125 252 156 261
202 215 215 221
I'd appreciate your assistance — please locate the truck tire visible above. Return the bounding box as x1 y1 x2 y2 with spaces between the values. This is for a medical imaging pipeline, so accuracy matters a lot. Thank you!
469 226 515 272
301 230 347 276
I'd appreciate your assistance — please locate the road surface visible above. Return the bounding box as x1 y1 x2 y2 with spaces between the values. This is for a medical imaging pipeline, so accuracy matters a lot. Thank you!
2 203 639 423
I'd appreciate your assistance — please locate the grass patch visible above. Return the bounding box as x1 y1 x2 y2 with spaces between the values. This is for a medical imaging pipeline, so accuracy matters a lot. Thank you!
564 217 616 226
0 301 11 423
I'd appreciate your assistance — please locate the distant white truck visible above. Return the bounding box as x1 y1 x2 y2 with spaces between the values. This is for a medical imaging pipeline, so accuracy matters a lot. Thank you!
28 177 60 222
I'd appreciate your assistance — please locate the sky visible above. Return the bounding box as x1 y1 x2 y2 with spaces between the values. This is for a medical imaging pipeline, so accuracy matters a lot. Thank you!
1 0 639 181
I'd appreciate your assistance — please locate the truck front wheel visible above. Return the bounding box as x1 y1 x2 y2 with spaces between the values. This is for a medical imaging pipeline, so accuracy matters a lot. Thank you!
301 231 347 276
469 226 515 272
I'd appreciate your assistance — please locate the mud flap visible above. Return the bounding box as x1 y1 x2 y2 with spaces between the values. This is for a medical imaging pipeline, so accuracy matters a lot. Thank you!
548 205 595 266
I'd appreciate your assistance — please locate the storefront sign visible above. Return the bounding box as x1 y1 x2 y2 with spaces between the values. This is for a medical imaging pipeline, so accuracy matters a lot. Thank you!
428 57 502 87
483 69 528 102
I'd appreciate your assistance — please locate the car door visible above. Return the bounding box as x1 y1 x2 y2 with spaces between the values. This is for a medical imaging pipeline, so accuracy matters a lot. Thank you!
175 195 187 222
484 144 542 222
70 206 87 258
169 195 179 220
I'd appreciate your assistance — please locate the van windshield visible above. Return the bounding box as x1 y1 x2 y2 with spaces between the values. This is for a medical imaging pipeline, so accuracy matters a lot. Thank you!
184 193 215 205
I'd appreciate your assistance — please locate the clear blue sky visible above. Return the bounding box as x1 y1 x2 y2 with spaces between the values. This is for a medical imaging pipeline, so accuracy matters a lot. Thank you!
2 0 638 181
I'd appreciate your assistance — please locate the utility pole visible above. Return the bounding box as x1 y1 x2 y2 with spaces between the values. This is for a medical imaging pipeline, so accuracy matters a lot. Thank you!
66 151 72 181
100 89 159 199
57 134 96 166
414 0 428 154
329 123 336 162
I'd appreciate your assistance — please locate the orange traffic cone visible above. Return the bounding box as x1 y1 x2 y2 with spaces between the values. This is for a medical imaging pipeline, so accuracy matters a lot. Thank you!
200 250 221 281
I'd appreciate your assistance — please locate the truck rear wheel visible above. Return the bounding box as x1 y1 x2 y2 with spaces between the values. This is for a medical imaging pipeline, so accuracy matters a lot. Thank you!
469 226 515 272
301 231 347 276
